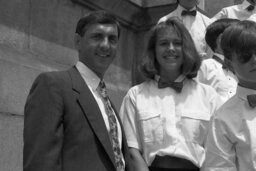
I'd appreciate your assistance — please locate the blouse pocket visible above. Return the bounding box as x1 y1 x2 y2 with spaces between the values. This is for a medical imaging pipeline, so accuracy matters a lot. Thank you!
138 111 163 143
179 112 211 145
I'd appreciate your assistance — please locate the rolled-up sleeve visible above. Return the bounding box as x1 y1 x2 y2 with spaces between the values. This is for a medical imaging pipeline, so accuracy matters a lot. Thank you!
119 89 142 151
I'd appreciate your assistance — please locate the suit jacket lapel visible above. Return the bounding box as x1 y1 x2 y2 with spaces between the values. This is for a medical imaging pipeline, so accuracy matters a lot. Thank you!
68 66 116 166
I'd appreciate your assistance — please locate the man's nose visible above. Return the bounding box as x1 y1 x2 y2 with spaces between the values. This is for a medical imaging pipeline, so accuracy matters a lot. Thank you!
100 38 110 49
251 54 256 64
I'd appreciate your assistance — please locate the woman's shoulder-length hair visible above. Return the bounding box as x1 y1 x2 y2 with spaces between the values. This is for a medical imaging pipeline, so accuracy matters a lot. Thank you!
140 16 201 80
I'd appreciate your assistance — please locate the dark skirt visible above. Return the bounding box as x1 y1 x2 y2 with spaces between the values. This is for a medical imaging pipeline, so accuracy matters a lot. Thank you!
148 155 199 171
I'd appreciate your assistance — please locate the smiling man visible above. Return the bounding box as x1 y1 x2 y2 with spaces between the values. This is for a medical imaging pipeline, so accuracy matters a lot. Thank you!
23 11 131 171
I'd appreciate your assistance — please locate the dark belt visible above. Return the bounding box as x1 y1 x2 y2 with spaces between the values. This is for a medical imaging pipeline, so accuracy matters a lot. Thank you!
149 155 199 171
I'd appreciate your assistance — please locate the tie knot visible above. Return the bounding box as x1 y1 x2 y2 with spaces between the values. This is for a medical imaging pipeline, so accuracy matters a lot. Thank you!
247 94 256 108
98 80 106 89
247 5 255 11
181 10 197 16
97 81 107 98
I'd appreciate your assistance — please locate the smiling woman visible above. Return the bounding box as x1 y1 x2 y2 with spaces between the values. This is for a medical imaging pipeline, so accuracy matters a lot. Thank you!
155 25 183 80
119 16 224 171
141 17 200 81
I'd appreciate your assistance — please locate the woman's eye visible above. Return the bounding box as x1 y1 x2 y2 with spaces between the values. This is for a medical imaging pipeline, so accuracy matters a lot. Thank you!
159 41 169 46
173 41 182 46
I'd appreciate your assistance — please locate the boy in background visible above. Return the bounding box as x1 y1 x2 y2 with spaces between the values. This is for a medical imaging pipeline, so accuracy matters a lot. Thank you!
202 20 256 171
197 18 239 102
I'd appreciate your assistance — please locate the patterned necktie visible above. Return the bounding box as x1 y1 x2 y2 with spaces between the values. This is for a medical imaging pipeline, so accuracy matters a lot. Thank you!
158 79 183 93
247 94 256 108
97 81 125 171
181 10 197 16
246 5 255 11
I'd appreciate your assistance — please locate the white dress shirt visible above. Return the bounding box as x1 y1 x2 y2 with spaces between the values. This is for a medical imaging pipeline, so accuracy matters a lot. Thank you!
202 86 256 171
158 5 212 59
75 61 123 152
119 76 223 167
248 13 256 21
212 0 256 21
196 53 238 102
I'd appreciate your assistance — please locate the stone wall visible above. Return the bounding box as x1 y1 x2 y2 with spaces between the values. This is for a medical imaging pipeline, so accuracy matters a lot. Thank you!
0 0 135 170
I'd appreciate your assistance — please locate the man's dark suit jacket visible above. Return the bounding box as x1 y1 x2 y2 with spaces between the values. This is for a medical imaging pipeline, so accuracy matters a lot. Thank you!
23 66 131 171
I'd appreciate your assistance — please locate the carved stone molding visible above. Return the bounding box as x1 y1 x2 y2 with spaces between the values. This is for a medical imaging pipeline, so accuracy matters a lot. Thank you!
71 0 176 31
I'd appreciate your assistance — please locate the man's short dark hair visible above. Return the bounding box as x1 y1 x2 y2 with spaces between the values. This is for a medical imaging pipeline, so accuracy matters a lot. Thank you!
205 18 239 52
75 10 120 37
140 16 201 80
221 20 256 63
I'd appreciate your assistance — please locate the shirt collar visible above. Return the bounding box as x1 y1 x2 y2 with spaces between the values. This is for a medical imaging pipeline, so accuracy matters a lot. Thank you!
213 53 225 61
236 85 256 101
177 4 197 13
240 0 253 10
75 61 101 91
248 13 256 21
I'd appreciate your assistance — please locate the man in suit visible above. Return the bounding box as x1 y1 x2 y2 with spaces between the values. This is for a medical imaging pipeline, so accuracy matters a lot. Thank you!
23 10 130 171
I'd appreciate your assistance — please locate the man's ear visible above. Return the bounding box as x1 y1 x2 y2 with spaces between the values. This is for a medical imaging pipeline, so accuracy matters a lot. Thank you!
216 33 222 46
74 33 81 50
216 33 223 52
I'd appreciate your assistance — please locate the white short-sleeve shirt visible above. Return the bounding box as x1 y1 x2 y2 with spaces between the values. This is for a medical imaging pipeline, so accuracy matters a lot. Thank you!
202 86 256 171
248 13 256 22
196 53 238 102
212 0 256 21
119 78 223 167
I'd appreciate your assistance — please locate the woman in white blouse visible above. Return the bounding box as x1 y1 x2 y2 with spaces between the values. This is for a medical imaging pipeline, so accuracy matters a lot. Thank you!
119 17 223 171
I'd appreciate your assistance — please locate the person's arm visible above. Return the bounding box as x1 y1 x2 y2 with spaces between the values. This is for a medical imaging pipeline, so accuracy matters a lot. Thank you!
197 60 221 88
129 148 149 171
199 61 230 103
23 73 64 171
202 114 237 171
120 88 149 171
211 8 228 22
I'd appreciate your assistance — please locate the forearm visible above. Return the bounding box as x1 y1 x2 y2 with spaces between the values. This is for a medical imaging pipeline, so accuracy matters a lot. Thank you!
129 148 149 171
